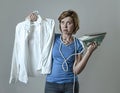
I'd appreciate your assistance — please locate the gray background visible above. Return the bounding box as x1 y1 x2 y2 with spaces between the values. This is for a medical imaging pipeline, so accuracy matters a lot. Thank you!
0 0 120 93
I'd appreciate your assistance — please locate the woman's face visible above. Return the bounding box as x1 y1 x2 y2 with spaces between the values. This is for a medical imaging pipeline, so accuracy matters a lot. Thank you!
60 17 75 35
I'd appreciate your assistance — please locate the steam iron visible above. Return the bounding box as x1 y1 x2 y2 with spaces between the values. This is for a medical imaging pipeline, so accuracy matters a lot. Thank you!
79 32 107 47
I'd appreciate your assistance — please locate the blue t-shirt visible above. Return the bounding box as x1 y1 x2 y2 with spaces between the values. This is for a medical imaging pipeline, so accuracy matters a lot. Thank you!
46 34 84 83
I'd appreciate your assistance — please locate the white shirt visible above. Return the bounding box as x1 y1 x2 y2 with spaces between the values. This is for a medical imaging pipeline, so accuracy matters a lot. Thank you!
9 14 55 84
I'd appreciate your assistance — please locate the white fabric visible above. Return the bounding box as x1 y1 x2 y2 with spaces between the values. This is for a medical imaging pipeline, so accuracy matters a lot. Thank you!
9 14 55 84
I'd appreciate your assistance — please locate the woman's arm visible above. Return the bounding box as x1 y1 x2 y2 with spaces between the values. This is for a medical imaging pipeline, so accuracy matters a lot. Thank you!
73 42 97 75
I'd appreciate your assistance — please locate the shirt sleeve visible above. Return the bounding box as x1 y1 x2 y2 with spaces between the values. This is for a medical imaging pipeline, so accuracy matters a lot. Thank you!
76 38 85 54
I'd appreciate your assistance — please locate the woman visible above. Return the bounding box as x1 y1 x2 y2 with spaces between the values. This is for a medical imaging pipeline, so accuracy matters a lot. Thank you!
27 10 97 93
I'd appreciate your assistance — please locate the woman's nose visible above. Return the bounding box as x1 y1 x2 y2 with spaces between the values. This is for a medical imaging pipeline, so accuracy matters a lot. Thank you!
64 23 67 28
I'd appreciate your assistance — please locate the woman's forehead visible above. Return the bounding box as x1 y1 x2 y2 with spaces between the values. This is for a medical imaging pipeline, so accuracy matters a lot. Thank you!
61 17 73 22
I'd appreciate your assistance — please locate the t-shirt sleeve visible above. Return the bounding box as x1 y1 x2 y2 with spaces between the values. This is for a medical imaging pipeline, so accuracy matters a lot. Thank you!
76 38 85 54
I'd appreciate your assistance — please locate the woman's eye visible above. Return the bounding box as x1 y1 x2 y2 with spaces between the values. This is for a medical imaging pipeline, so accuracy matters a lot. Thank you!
67 22 71 24
67 22 72 25
61 21 64 23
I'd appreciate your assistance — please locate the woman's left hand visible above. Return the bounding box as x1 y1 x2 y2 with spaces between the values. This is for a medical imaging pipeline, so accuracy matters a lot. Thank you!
87 42 98 54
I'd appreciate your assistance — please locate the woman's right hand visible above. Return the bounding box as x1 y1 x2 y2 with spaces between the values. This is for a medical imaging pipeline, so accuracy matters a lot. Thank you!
26 12 38 22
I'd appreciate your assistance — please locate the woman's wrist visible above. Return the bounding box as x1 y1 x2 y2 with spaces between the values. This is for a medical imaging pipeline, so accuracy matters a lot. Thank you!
86 49 93 56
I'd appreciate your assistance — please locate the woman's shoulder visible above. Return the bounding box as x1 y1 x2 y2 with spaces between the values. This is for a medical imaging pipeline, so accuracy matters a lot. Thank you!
75 37 84 47
74 37 85 53
55 33 61 36
55 33 61 38
75 37 81 43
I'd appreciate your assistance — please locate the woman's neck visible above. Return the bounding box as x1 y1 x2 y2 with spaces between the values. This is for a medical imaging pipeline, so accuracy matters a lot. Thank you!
61 34 73 45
